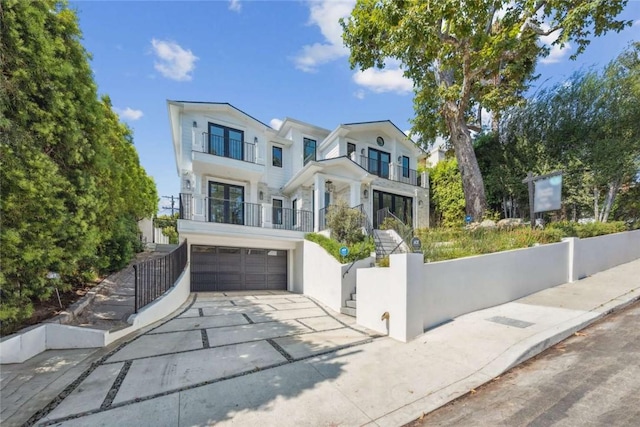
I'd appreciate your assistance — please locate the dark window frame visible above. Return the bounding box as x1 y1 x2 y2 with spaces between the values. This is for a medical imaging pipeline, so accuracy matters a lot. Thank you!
347 142 356 158
292 199 297 226
208 122 244 161
402 156 410 178
208 181 245 225
303 137 317 165
272 198 283 225
272 146 283 168
368 147 391 179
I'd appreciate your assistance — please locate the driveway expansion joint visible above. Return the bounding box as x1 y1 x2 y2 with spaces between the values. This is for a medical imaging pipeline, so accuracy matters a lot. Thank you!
201 329 210 348
266 339 295 362
100 360 132 409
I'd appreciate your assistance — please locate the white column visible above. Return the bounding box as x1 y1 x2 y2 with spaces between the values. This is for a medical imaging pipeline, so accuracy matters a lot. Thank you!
313 174 325 232
350 182 361 207
249 181 258 204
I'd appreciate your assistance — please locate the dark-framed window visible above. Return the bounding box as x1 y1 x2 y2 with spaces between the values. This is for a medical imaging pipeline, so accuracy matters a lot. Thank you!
273 198 283 225
373 190 413 228
208 181 245 225
303 138 316 165
402 156 410 178
367 147 391 179
292 199 297 226
208 123 244 161
347 142 356 158
272 146 282 167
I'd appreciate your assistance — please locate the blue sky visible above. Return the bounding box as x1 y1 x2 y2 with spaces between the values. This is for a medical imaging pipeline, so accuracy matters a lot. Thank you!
71 0 640 213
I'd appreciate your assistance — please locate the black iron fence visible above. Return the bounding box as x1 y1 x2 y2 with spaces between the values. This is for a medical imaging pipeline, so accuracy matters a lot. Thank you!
273 206 314 232
201 133 257 163
134 240 188 313
394 164 419 186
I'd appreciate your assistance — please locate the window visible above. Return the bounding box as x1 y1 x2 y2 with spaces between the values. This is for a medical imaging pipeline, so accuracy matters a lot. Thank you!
347 142 356 159
292 199 297 226
402 156 410 178
272 146 282 167
373 190 413 228
208 182 244 225
273 199 283 225
208 123 244 160
367 147 391 179
303 138 316 165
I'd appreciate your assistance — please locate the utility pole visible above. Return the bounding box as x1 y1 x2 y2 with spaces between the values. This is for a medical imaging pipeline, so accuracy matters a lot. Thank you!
161 195 179 215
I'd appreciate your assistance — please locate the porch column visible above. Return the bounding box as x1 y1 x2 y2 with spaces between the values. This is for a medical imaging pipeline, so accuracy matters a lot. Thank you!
249 180 258 204
350 182 361 207
313 174 325 232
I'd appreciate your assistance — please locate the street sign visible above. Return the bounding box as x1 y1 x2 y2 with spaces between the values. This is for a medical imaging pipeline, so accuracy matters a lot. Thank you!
465 215 472 224
339 246 349 257
534 174 563 213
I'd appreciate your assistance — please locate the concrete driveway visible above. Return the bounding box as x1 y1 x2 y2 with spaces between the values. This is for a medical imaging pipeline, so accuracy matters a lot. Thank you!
35 291 375 426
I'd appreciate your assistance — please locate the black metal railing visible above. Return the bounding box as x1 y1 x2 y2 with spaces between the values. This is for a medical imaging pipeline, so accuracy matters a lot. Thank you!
208 197 262 227
359 155 390 179
377 207 413 255
273 206 314 232
201 133 257 163
179 193 192 220
394 164 419 186
134 240 188 313
352 203 373 236
318 206 330 231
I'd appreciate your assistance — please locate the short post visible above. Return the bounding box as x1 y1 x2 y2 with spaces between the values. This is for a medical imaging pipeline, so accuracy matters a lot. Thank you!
527 171 535 229
134 264 138 313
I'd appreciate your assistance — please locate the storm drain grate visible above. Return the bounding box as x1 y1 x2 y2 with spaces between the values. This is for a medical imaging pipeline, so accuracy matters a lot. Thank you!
486 316 534 328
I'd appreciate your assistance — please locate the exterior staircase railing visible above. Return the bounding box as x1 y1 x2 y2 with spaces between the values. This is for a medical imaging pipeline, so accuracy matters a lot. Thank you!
375 208 413 257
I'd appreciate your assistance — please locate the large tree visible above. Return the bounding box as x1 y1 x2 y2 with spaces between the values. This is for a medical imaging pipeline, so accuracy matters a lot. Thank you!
342 0 630 220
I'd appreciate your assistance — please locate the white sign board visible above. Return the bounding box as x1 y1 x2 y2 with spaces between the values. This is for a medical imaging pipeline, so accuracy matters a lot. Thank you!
534 175 563 213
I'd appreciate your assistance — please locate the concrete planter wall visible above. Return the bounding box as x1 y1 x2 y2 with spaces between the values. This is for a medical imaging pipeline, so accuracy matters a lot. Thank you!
302 240 374 312
356 230 640 343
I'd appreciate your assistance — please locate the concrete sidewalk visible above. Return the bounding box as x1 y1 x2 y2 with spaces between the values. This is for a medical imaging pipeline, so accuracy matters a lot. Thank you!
3 258 639 427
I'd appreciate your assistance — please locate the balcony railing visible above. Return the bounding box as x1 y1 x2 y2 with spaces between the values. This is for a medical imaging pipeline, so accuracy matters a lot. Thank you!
180 193 313 232
196 133 258 163
353 154 420 186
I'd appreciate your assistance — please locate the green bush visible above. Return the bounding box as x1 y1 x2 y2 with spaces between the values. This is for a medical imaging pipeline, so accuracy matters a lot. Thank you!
325 199 365 245
547 221 627 238
305 233 374 263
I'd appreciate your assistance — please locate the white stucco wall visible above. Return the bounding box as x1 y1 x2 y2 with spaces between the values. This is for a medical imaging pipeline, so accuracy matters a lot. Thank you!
574 229 640 279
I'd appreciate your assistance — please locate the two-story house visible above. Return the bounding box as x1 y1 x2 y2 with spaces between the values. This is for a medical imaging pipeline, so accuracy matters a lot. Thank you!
168 100 429 293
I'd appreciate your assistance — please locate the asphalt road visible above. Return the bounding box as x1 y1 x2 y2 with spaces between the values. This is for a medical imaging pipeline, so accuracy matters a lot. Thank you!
408 300 640 427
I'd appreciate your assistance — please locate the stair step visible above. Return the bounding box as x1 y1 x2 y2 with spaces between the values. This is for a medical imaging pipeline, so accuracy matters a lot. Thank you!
340 307 357 317
351 293 357 301
345 300 357 309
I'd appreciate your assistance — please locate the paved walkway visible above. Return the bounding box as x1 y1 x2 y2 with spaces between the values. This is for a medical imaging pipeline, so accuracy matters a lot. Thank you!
2 258 639 427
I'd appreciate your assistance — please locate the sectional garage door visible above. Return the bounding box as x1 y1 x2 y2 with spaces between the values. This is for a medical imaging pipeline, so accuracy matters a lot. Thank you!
190 246 287 292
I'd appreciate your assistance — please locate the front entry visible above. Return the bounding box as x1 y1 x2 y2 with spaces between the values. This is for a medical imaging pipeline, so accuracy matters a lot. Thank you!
373 190 413 228
191 246 287 292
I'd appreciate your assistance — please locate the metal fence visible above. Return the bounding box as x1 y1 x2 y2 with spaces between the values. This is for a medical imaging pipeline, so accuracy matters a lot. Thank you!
134 240 188 313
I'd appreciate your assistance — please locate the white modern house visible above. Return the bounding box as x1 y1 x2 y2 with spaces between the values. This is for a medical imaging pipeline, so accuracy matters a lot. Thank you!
168 100 429 294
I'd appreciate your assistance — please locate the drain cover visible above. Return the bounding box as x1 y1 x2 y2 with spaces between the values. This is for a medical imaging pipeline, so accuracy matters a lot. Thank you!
486 316 534 328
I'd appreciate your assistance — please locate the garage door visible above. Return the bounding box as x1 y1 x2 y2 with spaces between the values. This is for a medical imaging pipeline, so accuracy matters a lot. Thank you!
190 246 287 292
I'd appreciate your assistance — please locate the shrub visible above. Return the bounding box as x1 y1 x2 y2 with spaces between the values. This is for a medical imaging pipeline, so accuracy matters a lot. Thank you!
325 199 365 245
547 220 627 238
305 233 374 263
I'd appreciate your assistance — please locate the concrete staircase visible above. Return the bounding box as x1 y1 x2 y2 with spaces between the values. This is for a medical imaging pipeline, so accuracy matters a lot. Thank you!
374 229 407 259
340 292 357 317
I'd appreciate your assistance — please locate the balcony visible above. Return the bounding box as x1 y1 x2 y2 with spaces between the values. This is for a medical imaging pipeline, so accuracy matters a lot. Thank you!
179 193 313 233
355 154 421 187
195 133 259 163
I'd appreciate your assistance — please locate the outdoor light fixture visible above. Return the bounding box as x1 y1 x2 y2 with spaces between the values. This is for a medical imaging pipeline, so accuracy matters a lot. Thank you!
254 136 258 144
192 121 197 128
326 180 334 193
398 156 402 162
363 189 369 199
259 191 264 201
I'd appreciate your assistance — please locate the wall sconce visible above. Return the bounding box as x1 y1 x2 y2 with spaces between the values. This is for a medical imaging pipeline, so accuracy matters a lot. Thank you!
360 148 365 155
325 180 334 193
398 156 402 162
192 121 197 128
363 189 369 199
254 136 258 144
185 179 191 190
259 191 264 201
419 200 424 207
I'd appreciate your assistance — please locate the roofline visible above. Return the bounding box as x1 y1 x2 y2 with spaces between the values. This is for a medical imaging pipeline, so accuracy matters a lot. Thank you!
167 100 273 130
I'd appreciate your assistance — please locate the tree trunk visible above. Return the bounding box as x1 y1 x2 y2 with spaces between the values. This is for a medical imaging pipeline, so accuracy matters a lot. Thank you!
593 186 600 221
601 180 620 223
446 116 487 221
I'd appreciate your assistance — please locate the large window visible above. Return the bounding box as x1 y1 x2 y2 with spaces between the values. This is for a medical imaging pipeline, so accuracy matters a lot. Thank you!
303 138 316 165
373 190 413 228
402 156 410 178
292 199 297 226
272 146 282 167
347 142 356 159
209 182 244 225
367 147 391 179
208 123 244 161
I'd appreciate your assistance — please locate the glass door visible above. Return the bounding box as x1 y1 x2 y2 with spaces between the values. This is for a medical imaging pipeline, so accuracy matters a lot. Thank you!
209 182 245 225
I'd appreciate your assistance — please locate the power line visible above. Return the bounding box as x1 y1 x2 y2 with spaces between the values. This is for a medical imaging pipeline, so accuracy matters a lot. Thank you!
161 195 179 215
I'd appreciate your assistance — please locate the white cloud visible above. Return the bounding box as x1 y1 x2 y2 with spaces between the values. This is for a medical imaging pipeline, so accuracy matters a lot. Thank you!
353 67 413 94
354 89 365 100
270 118 283 130
115 107 144 121
539 28 571 64
150 39 198 81
634 19 640 27
293 0 355 72
229 0 241 12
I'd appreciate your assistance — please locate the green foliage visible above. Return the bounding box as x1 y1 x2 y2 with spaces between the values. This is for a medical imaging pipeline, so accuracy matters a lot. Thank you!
546 221 627 238
305 233 375 263
0 1 158 329
155 214 179 244
429 158 465 227
325 199 365 245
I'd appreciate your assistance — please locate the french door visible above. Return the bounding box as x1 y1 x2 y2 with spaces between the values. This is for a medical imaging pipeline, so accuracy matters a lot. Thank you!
209 182 244 225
